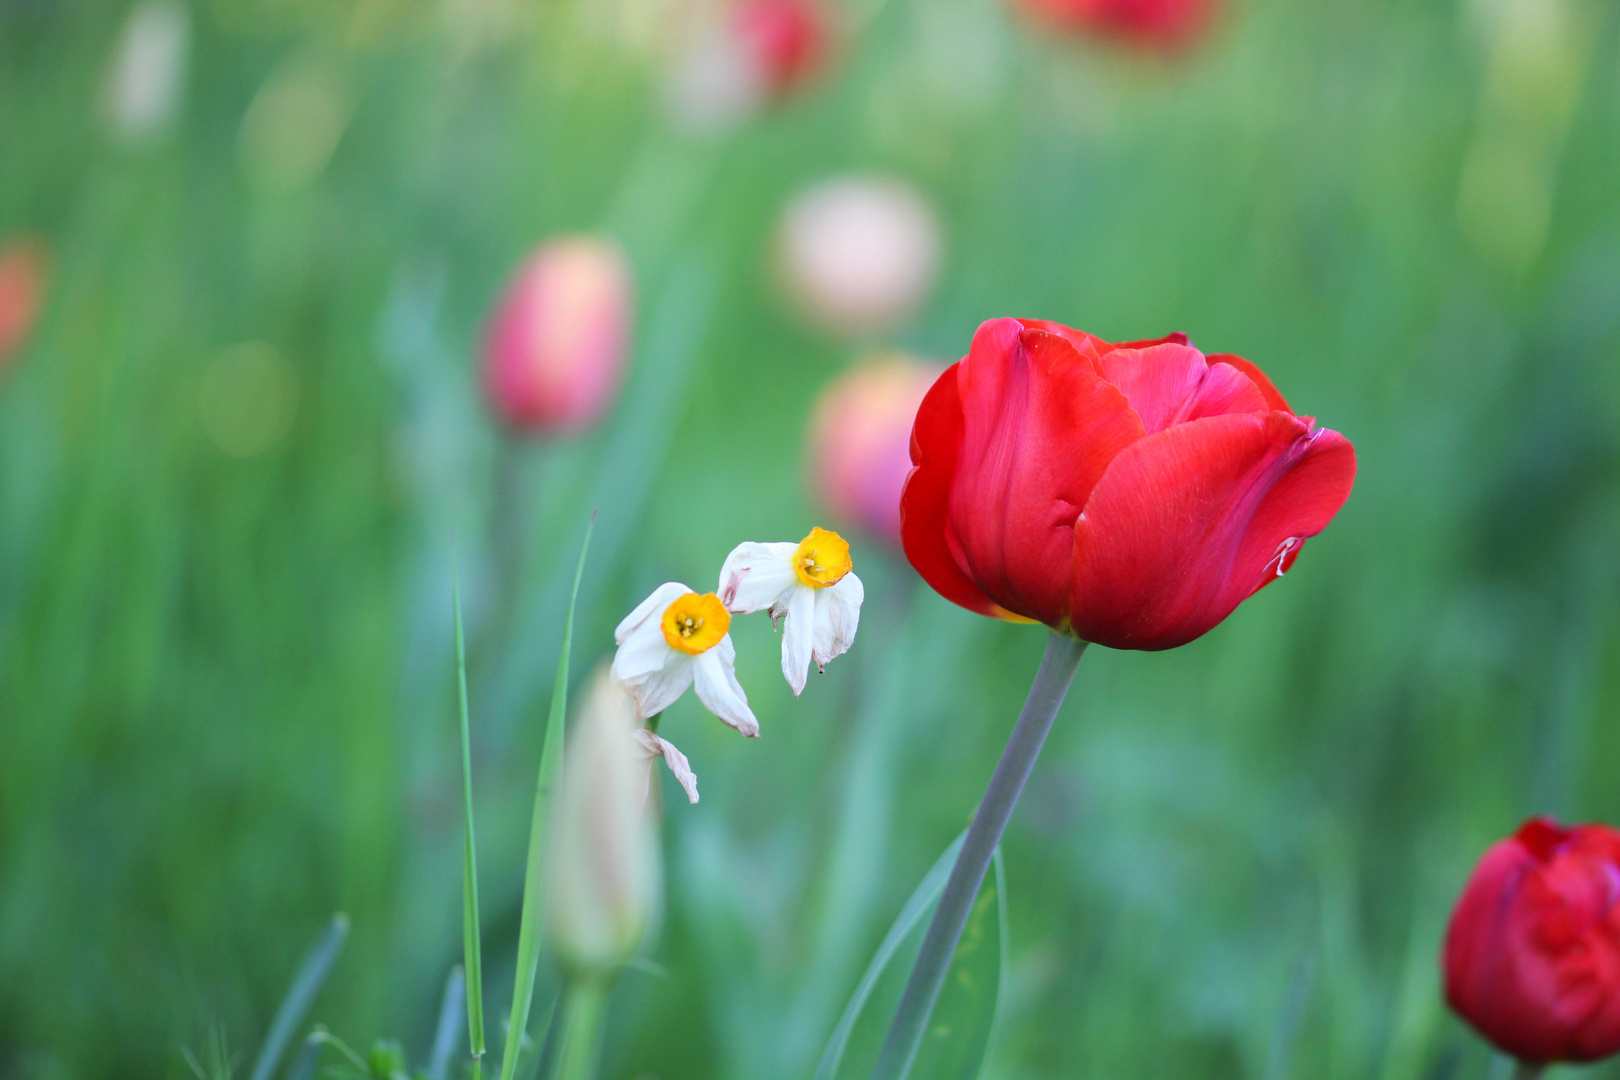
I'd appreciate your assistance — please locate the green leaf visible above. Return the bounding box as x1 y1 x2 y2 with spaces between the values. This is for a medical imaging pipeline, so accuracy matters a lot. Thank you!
453 555 486 1072
497 517 595 1080
248 913 349 1080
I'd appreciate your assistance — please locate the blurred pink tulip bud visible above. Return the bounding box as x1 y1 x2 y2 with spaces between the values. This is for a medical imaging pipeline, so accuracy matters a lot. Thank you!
777 175 943 338
482 236 632 434
0 238 48 376
1009 0 1219 52
808 353 945 547
732 0 832 100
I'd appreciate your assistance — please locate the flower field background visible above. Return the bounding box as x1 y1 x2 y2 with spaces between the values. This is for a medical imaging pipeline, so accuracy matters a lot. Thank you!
3 0 1620 1077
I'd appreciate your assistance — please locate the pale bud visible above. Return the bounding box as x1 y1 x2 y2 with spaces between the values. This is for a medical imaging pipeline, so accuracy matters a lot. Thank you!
482 237 632 435
547 668 662 977
808 354 944 547
776 176 943 338
105 0 190 141
0 238 47 377
666 0 833 132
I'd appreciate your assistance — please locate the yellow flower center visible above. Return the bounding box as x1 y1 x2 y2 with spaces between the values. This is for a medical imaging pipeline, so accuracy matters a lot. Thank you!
660 592 730 655
793 526 852 589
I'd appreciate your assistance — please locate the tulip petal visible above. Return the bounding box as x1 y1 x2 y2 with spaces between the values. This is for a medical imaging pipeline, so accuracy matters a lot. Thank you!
717 542 799 613
1176 361 1270 424
1207 353 1292 413
1069 411 1357 650
1099 345 1271 433
942 319 1146 626
693 637 759 736
900 359 1019 622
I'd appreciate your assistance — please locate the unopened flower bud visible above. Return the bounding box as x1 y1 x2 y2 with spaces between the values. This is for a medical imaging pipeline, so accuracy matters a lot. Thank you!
0 237 48 377
483 237 632 434
777 176 942 338
547 668 662 977
808 353 944 547
732 0 832 100
1008 0 1220 52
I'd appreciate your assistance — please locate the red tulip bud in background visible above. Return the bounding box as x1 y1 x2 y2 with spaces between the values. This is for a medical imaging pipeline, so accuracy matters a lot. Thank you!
1009 0 1219 52
901 318 1355 648
1443 817 1620 1066
0 237 48 377
482 236 631 435
809 353 945 547
732 0 831 100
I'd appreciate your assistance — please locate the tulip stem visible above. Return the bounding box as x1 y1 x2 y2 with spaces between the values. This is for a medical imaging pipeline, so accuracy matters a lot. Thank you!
555 977 608 1080
872 631 1086 1080
1511 1064 1545 1080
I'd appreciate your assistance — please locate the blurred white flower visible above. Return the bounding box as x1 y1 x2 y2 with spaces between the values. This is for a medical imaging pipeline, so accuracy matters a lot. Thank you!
611 583 759 735
776 175 943 338
105 0 190 141
547 668 663 976
718 526 863 696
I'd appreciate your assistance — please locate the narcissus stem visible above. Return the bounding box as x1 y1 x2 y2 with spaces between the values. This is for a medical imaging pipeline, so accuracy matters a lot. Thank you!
872 631 1087 1080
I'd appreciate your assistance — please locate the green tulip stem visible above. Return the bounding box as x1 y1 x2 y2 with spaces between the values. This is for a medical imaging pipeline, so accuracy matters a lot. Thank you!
555 978 609 1080
872 631 1087 1080
1512 1065 1545 1080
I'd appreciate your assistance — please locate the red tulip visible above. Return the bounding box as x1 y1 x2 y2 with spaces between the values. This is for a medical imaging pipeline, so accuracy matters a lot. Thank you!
0 237 47 375
1010 0 1219 52
483 236 631 434
731 0 831 100
1443 817 1620 1065
808 354 945 547
900 318 1355 649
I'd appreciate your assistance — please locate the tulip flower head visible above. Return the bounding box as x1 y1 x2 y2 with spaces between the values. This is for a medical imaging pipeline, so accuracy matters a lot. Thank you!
901 318 1355 650
732 0 832 100
547 668 662 977
611 583 758 736
483 236 631 434
1443 817 1620 1065
777 176 943 338
0 238 47 376
1009 0 1219 52
718 526 864 696
809 354 945 547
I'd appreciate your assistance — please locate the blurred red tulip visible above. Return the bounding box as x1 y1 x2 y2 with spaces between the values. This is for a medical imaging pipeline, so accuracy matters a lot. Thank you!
901 318 1355 648
483 237 632 434
0 238 47 375
809 354 945 547
1444 817 1620 1066
1009 0 1219 51
731 0 832 100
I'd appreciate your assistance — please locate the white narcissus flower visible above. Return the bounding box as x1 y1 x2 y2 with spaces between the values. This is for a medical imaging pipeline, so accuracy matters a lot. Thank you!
611 582 759 737
718 526 864 696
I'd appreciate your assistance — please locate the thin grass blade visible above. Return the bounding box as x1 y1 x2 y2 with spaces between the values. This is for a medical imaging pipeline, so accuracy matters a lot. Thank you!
430 966 467 1080
248 913 349 1080
454 556 487 1072
813 834 965 1080
497 517 595 1080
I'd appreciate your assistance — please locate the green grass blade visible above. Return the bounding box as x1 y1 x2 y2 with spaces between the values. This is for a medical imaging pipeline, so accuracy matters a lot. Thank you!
454 556 486 1071
813 834 965 1080
248 913 349 1080
429 966 467 1080
498 517 595 1080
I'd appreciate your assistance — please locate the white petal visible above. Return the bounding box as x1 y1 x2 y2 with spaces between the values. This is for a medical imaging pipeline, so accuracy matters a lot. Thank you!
716 542 799 613
812 572 863 670
612 615 675 682
615 582 693 644
618 652 695 720
634 729 700 804
692 637 759 737
780 583 816 696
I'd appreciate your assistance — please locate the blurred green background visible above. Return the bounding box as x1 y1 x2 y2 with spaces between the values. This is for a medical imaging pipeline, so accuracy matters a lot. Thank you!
4 0 1620 1076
